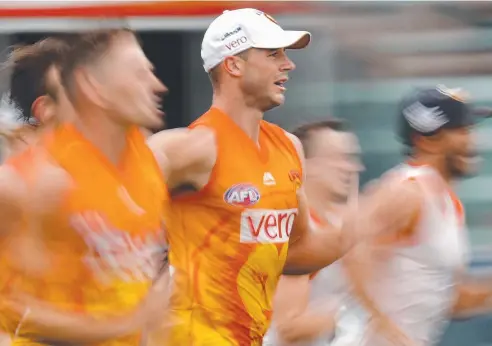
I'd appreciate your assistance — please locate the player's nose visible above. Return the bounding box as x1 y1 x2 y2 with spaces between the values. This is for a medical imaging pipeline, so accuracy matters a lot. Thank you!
282 54 296 72
153 75 168 94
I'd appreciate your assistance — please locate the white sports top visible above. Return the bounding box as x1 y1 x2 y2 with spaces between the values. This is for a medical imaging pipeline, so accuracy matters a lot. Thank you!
361 163 469 346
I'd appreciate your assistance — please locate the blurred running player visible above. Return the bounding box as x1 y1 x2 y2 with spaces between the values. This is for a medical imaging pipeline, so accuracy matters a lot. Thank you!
264 119 365 346
346 86 492 346
0 29 213 345
0 36 70 346
149 8 405 346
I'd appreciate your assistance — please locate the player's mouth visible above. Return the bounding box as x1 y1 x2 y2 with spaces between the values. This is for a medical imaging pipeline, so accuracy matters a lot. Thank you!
274 77 288 91
153 94 165 117
458 151 482 167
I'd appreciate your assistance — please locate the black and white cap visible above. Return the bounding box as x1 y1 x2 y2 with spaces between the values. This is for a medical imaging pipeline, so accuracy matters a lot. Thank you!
397 85 491 145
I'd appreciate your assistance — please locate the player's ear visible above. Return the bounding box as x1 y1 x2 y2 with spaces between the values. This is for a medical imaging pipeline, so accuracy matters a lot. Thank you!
223 56 244 77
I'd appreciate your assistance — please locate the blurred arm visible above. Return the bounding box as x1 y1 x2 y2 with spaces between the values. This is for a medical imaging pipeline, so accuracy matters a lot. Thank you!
7 263 171 343
6 297 145 344
342 179 421 344
272 274 336 343
147 127 216 190
282 132 344 275
452 280 492 318
0 161 156 343
283 131 421 274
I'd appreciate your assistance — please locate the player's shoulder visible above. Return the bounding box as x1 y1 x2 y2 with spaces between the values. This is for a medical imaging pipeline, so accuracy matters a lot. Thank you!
148 127 216 150
0 163 25 196
364 165 423 210
282 131 302 153
279 129 304 163
189 108 221 129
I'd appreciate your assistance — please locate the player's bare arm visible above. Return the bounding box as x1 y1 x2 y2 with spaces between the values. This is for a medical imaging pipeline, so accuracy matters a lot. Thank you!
343 178 422 346
451 278 492 318
283 131 422 274
272 275 336 343
147 126 216 190
4 274 170 344
281 132 343 274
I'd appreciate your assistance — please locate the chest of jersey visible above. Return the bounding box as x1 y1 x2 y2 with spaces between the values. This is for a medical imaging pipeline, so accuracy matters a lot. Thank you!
42 132 167 285
200 128 301 246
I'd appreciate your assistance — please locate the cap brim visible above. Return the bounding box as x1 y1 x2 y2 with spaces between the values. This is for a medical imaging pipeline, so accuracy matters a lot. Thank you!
253 30 311 50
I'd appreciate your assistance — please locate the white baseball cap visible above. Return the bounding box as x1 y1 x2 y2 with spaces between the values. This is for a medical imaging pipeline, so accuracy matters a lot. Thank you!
201 8 311 73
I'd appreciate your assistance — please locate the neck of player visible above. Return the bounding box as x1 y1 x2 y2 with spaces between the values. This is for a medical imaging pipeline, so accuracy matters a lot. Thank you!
73 110 131 166
212 91 263 145
408 152 452 183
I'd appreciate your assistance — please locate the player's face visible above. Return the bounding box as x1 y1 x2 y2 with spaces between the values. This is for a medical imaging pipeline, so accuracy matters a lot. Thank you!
93 33 167 129
239 48 295 112
307 130 363 202
443 126 479 178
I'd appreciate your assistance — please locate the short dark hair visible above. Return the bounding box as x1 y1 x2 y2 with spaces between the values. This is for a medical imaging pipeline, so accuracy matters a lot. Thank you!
292 118 347 158
8 37 68 124
59 28 135 102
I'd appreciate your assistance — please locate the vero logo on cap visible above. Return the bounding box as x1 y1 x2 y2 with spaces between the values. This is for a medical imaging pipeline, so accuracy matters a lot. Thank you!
220 26 249 52
225 36 248 51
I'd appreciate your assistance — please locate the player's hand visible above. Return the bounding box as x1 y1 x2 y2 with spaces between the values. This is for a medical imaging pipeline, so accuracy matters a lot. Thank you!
135 270 172 330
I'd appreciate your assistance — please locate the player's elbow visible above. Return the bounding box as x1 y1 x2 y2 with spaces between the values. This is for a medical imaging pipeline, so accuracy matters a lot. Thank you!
284 236 342 275
276 315 335 343
282 265 314 276
283 250 317 275
276 320 305 343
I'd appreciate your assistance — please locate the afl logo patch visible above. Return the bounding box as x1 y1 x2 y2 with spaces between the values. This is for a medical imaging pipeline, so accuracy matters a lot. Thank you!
224 184 261 207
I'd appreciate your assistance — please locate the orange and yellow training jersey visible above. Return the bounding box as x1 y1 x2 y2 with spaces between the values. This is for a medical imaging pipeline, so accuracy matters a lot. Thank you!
0 124 168 346
167 108 302 345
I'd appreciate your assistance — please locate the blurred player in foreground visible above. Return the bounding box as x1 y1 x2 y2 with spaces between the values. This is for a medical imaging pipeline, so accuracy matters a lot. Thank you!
0 29 171 345
0 36 69 346
148 8 408 345
346 86 492 346
0 29 214 345
264 119 365 346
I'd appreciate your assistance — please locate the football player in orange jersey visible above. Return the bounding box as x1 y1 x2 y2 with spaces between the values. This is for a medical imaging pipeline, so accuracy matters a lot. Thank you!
0 30 214 345
264 119 365 346
146 8 408 346
0 32 172 345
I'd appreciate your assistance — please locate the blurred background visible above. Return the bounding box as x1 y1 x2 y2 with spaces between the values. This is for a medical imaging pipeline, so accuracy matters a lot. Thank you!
1 1 492 344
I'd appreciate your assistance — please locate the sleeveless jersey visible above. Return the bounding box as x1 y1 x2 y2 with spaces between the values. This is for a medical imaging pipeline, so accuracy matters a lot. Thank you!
361 163 468 346
0 124 168 346
167 108 302 345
